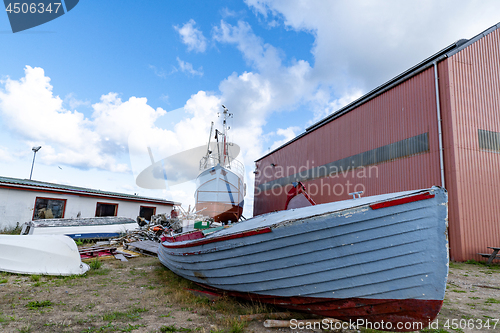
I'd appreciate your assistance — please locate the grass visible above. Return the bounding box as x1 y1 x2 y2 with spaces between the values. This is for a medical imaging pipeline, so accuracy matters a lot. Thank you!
80 305 149 332
82 322 145 332
0 223 22 235
152 264 279 331
16 324 32 333
228 319 245 333
2 257 299 332
485 298 500 304
448 261 464 269
88 268 111 276
29 275 40 282
25 300 52 310
89 258 103 270
102 306 149 322
464 259 500 270
159 325 195 332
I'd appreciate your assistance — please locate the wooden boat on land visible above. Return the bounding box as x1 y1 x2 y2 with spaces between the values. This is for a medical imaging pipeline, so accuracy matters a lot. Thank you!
194 106 245 223
20 216 138 239
159 187 449 331
0 235 89 275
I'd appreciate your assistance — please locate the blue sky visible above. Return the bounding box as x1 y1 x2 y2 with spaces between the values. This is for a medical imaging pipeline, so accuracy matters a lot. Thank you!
1 0 500 217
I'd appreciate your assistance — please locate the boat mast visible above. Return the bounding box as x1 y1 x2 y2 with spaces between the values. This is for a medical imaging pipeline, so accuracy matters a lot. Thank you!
221 105 232 166
205 122 213 161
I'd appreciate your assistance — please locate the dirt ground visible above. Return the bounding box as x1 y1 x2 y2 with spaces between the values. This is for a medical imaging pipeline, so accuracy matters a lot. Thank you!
434 261 500 333
0 253 499 333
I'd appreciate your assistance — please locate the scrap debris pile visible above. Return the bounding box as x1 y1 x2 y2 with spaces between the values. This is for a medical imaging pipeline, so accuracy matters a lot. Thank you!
113 206 215 245
78 207 217 260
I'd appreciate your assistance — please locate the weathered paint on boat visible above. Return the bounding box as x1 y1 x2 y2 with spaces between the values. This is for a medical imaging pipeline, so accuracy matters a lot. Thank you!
21 217 138 239
0 235 89 275
159 187 448 331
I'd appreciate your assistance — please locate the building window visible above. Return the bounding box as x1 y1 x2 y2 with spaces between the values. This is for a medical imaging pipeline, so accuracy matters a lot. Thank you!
95 202 118 217
478 129 500 152
139 206 156 221
33 197 66 220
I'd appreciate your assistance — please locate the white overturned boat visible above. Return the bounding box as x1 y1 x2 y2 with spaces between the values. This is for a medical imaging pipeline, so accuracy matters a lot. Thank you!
20 216 138 239
0 235 89 275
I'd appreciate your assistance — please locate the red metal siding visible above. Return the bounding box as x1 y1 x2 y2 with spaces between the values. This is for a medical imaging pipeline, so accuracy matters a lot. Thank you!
438 60 463 261
254 68 442 215
441 28 500 261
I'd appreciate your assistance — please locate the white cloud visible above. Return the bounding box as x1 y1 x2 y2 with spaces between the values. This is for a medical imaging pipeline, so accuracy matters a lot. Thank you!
0 66 156 172
0 66 93 147
307 88 364 124
127 91 222 210
0 66 122 171
211 20 321 216
148 64 172 78
213 20 282 72
92 93 166 147
0 146 14 163
0 66 222 211
220 7 240 18
174 19 207 53
245 0 500 93
269 126 301 151
212 20 322 174
176 57 204 76
64 92 90 110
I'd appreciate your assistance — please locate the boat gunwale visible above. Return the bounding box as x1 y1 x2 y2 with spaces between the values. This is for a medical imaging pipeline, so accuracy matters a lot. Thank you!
162 189 437 251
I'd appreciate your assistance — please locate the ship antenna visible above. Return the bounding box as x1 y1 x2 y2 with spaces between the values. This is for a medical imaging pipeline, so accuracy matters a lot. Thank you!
204 122 214 169
221 105 233 166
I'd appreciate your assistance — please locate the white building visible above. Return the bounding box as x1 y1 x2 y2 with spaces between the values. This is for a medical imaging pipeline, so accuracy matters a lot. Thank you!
0 176 179 230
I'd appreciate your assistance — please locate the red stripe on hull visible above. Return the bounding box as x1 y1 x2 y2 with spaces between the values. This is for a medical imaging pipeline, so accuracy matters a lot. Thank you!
197 285 442 332
164 231 204 243
370 192 435 210
162 227 272 249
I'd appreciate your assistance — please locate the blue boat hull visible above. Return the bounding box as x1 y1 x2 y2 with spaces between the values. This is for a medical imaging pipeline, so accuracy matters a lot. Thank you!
159 187 448 331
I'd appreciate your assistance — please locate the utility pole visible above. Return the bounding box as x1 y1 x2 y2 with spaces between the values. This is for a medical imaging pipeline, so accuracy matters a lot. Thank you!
29 146 41 180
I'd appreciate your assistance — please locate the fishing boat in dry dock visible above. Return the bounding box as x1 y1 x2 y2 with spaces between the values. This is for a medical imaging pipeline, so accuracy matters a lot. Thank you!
194 106 245 223
159 187 449 331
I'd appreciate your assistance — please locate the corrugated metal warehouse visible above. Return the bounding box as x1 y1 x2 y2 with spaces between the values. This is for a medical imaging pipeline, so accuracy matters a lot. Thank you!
253 23 500 262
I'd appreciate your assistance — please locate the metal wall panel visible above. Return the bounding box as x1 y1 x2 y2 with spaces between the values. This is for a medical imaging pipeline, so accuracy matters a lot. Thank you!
440 28 500 261
254 68 442 216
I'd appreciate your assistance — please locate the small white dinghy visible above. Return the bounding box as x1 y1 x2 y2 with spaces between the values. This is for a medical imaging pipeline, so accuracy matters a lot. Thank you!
0 235 89 276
